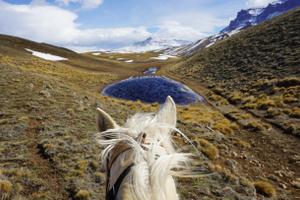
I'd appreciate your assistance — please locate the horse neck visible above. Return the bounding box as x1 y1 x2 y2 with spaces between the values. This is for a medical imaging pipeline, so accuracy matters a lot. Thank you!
109 146 179 200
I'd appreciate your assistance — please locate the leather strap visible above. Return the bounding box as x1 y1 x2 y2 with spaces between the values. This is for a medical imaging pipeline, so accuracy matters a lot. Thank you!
108 142 132 170
106 164 134 200
106 142 133 200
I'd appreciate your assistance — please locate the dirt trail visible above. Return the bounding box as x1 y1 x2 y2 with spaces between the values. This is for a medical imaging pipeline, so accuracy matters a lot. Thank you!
26 119 69 199
164 72 300 199
236 126 300 198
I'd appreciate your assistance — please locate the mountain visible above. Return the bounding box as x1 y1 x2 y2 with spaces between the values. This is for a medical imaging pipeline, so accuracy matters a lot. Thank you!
117 37 190 52
221 0 300 33
168 9 300 199
167 0 300 56
164 33 229 56
134 37 190 48
171 7 300 136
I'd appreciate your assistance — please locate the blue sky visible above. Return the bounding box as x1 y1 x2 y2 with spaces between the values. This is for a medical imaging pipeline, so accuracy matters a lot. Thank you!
0 0 275 51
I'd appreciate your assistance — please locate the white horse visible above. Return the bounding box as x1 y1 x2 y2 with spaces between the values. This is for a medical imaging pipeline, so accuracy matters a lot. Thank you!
96 96 198 200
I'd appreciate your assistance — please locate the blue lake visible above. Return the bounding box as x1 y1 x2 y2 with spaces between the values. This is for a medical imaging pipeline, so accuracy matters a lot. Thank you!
102 76 203 105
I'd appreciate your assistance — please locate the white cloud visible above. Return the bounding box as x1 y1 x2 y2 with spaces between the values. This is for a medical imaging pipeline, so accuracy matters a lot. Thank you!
153 21 205 41
158 12 228 40
55 0 104 10
0 1 225 51
246 0 275 8
0 1 150 50
0 1 78 44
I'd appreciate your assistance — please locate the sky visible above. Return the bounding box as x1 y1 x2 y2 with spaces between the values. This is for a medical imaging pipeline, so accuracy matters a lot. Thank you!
0 0 276 51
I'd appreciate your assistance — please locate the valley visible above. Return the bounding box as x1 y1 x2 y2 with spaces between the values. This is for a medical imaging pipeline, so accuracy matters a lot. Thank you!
0 4 300 200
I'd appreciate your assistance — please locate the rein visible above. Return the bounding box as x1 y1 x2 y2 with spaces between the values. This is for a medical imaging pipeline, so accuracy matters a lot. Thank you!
107 164 133 200
105 133 147 200
106 143 133 200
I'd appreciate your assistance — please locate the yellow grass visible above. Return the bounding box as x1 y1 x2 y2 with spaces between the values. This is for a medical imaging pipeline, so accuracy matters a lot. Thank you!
75 190 91 200
196 139 219 160
254 181 276 197
0 180 13 193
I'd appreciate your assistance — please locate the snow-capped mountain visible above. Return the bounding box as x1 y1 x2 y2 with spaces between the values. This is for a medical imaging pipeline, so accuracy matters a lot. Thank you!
111 37 190 53
164 34 229 56
166 0 300 56
221 0 300 33
118 37 190 52
134 37 190 48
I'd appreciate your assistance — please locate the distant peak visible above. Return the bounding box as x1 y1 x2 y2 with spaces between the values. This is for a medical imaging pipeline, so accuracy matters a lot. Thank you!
221 0 300 33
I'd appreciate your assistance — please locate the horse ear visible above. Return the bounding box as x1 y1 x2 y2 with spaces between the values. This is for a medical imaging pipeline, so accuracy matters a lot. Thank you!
157 96 177 127
96 108 119 132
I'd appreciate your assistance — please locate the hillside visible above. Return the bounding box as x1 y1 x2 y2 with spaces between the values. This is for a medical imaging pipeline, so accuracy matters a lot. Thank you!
0 34 179 76
221 0 300 33
0 35 270 200
166 0 300 57
1 10 300 198
171 8 300 136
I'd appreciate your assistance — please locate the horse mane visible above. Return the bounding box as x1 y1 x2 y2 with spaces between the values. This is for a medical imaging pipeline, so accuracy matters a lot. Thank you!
96 111 198 200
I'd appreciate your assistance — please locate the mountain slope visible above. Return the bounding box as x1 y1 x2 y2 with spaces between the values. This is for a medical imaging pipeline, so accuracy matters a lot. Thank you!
0 33 261 200
164 33 229 56
167 0 300 56
4 31 298 199
171 8 300 136
0 34 142 75
118 37 190 52
222 0 300 33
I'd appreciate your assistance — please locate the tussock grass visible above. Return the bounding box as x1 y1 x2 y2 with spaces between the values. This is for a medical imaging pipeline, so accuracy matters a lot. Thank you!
196 139 219 160
253 181 276 197
266 107 280 118
75 190 91 200
179 105 238 135
3 168 30 178
94 172 105 184
229 91 243 104
284 107 300 118
0 180 13 193
256 98 276 110
213 119 238 135
209 164 238 182
245 121 271 132
235 140 251 149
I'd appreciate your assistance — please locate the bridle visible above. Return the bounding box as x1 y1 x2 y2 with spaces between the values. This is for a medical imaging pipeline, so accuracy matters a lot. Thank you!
105 133 146 200
106 142 133 200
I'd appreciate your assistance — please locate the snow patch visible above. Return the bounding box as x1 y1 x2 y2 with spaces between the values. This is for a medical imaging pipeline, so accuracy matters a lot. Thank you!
206 42 216 48
92 52 101 56
271 0 287 5
266 11 282 19
125 60 134 63
248 8 263 16
150 54 177 60
228 29 241 36
25 48 67 61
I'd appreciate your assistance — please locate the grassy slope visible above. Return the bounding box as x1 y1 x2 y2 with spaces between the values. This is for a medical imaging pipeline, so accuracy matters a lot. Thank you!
0 34 142 76
171 8 300 136
0 34 179 76
0 36 265 199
